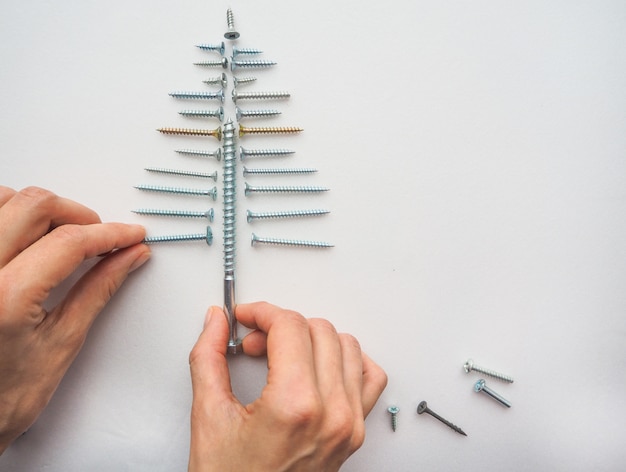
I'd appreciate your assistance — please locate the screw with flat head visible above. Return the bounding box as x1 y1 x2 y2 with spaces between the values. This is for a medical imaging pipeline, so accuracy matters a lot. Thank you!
239 125 303 137
143 226 213 246
246 209 329 222
387 406 400 432
417 401 467 436
251 233 333 248
175 148 222 161
132 208 214 222
239 146 295 160
169 90 225 103
144 167 218 181
157 126 223 141
196 42 225 55
224 8 240 40
474 379 512 408
178 107 225 122
464 359 514 383
245 183 329 195
134 184 218 201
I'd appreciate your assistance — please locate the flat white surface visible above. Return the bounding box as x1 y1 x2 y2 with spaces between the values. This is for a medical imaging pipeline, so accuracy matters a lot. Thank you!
1 1 625 470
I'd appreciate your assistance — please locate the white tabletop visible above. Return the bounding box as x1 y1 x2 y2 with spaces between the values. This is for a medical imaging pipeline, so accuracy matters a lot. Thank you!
1 1 625 470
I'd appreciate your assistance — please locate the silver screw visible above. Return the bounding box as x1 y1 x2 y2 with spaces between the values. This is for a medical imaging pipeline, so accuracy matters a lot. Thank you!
239 146 294 160
243 166 317 176
474 379 512 408
224 8 240 40
231 59 277 70
175 148 222 161
235 107 281 121
179 107 225 122
202 73 228 88
251 233 333 248
143 226 213 246
232 90 290 102
387 406 400 432
194 57 229 69
246 209 329 222
132 208 214 222
244 183 329 195
169 90 225 103
233 47 263 56
144 167 218 181
196 42 225 55
134 184 218 201
417 401 467 436
464 359 514 383
233 76 257 87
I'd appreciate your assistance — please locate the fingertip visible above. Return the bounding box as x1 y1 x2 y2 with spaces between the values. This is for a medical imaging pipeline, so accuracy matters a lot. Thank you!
241 330 268 357
128 244 151 273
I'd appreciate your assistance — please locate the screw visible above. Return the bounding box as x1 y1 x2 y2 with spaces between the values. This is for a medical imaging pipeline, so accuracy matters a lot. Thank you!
233 46 263 56
134 184 218 201
232 90 290 102
169 90 224 103
175 148 222 161
233 76 257 87
196 42 225 55
224 8 240 40
245 183 329 195
474 379 512 408
202 73 228 88
246 209 329 222
243 166 317 176
193 57 229 69
387 406 400 432
132 208 214 222
417 401 467 436
251 233 333 248
231 59 277 71
179 107 225 122
464 359 514 383
239 125 303 137
144 167 218 181
239 146 295 160
143 226 213 246
157 126 222 141
235 107 282 121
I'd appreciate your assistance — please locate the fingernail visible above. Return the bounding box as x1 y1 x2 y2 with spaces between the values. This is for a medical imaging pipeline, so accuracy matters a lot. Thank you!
129 248 151 273
204 307 214 328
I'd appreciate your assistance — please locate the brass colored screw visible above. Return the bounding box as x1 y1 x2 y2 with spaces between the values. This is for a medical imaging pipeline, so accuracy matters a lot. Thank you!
238 125 303 137
157 126 223 141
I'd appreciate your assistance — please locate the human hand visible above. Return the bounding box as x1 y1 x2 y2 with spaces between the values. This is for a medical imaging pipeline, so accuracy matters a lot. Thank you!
188 302 388 471
0 186 150 453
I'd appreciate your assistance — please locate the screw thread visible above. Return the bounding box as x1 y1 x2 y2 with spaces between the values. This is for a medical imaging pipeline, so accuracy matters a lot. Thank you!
233 76 257 87
175 148 222 161
135 184 217 200
233 47 263 56
222 120 237 275
236 107 282 120
251 234 333 248
417 401 467 436
145 167 218 181
243 167 317 176
245 183 329 195
239 146 295 159
196 42 225 55
143 227 212 245
158 127 223 140
246 209 329 222
231 59 277 70
170 90 224 102
133 208 214 221
194 57 229 68
239 125 303 136
233 90 290 102
226 8 235 29
179 108 225 121
472 365 514 383
202 73 228 88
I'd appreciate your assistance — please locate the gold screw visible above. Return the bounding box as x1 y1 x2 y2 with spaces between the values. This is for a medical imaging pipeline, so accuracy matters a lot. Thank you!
157 126 223 141
238 125 303 137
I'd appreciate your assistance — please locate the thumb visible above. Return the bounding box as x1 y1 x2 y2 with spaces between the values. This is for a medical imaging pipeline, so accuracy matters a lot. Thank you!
189 306 237 405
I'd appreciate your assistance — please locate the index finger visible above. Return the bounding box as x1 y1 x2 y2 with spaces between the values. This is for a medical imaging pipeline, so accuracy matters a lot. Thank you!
235 302 317 393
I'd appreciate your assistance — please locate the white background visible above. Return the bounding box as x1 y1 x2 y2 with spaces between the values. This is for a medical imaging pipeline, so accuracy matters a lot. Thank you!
1 1 625 470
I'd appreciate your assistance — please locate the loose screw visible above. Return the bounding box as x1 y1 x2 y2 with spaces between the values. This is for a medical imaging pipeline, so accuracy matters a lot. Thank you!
232 90 290 102
233 76 257 87
232 47 263 56
387 406 400 432
143 226 213 245
417 401 467 436
239 125 303 137
196 42 225 55
235 107 281 121
193 57 229 69
144 167 218 181
224 7 240 40
246 209 329 222
244 183 329 195
251 233 333 248
231 59 277 71
132 208 214 222
202 73 228 88
239 146 295 160
134 184 218 201
243 166 317 176
175 148 222 161
474 379 512 408
169 90 225 103
157 127 223 141
464 359 514 383
179 107 225 122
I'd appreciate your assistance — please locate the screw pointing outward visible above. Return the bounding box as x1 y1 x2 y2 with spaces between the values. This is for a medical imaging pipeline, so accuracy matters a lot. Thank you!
144 167 218 181
170 90 225 103
194 57 229 69
175 148 223 161
232 90 290 102
245 183 329 195
135 184 218 201
224 8 240 40
143 226 213 246
417 401 467 436
464 359 514 383
239 146 295 160
474 379 512 408
196 42 225 55
158 126 223 141
239 125 303 137
387 406 400 432
251 234 334 248
246 209 329 222
133 208 214 222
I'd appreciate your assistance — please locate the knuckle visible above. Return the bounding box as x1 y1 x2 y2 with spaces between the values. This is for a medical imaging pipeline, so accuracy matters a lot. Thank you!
339 333 361 352
47 224 86 248
308 318 337 336
17 186 57 210
276 391 323 428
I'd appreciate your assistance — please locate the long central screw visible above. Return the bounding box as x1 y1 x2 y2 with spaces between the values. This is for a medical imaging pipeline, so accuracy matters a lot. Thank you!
417 401 467 436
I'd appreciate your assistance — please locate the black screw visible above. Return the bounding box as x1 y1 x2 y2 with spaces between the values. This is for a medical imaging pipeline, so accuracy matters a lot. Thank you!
417 401 467 436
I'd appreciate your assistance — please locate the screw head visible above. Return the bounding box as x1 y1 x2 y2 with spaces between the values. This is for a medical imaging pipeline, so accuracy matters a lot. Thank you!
474 379 486 393
387 406 400 415
220 57 229 69
464 359 474 373
217 106 225 122
205 226 213 246
224 29 240 40
417 401 428 414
